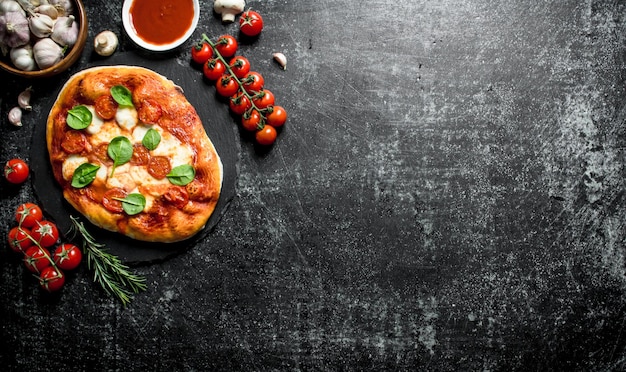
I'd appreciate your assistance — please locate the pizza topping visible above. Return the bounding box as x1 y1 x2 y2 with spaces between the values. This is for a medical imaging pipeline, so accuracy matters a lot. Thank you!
164 186 189 209
107 136 133 177
110 85 134 107
147 155 171 179
94 95 118 120
137 99 162 124
115 106 138 131
92 142 114 165
66 105 92 130
61 130 87 154
166 164 195 186
114 193 146 215
84 106 105 135
71 163 101 188
141 128 161 150
130 143 150 165
62 154 88 180
102 188 128 213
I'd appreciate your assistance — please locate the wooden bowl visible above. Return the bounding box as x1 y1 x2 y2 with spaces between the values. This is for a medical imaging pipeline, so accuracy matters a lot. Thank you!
0 0 88 78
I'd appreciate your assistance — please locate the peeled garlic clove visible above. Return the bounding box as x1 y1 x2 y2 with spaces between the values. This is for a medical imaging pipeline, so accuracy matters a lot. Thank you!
18 86 32 111
8 106 22 127
273 52 286 70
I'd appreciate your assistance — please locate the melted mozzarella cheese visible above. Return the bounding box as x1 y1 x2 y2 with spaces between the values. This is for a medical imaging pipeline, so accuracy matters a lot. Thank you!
90 121 123 146
94 165 109 186
151 131 193 167
62 155 88 181
85 106 104 135
106 164 137 191
115 106 138 131
131 124 154 144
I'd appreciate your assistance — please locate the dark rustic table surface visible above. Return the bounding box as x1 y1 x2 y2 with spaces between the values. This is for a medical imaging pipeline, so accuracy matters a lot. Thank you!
2 0 626 370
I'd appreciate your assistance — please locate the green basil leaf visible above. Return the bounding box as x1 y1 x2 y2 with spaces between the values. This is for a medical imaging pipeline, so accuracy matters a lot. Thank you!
110 85 133 107
142 128 161 151
107 136 133 177
114 193 146 215
71 163 100 188
66 105 92 130
166 164 195 186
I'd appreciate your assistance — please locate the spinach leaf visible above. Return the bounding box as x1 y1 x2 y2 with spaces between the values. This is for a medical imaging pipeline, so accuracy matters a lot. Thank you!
114 193 146 215
111 85 133 107
142 128 161 151
166 164 195 186
67 105 92 130
107 136 133 177
71 163 100 188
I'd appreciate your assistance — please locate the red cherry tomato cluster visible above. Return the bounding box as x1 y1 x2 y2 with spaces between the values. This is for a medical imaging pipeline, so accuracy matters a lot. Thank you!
191 15 286 146
7 203 82 292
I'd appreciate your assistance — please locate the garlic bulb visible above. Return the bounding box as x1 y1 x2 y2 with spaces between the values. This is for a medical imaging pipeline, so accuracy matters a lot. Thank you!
10 44 35 70
8 106 22 127
18 86 33 111
0 10 30 48
29 12 54 38
34 4 59 20
51 14 77 47
48 0 72 17
0 0 26 16
33 37 63 69
93 30 118 57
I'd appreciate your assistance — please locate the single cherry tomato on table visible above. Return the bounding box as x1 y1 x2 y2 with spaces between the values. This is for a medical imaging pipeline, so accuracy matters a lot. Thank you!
256 125 277 146
31 220 59 248
39 266 65 292
7 226 33 253
265 105 287 127
239 10 264 37
215 35 238 58
242 71 264 93
229 92 252 116
229 56 251 79
53 243 82 271
15 203 43 228
191 41 213 65
241 109 263 132
4 158 29 184
203 58 226 81
24 246 51 274
252 89 275 109
216 74 240 97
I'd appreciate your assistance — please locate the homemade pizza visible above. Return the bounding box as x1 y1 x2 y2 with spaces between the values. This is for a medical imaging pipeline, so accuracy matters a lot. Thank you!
46 66 223 243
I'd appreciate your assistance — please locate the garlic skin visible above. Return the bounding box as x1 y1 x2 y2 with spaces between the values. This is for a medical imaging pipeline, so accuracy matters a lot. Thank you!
18 86 33 111
9 44 36 70
51 14 77 47
48 0 73 17
33 37 63 69
8 106 22 127
0 10 30 48
273 52 286 70
93 30 118 57
29 12 54 38
34 4 59 20
0 0 26 16
213 0 245 23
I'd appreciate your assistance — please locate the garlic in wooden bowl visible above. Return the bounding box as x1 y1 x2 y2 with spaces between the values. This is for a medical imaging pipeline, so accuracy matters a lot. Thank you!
0 0 87 78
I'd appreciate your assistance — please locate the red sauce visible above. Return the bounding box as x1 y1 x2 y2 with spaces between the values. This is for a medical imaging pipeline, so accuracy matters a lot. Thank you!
129 0 194 45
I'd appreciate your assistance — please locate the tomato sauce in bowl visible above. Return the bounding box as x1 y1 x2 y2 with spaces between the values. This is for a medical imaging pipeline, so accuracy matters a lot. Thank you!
122 0 199 51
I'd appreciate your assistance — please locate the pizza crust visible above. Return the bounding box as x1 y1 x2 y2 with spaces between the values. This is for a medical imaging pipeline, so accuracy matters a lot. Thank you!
47 66 223 243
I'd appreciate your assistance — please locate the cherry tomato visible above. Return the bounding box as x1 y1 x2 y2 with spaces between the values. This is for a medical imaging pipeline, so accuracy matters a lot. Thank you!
191 41 213 65
216 74 240 97
4 158 29 184
203 58 226 81
15 203 43 228
239 10 264 37
215 35 238 58
53 243 82 271
242 71 264 93
265 105 287 127
241 109 263 132
24 246 51 274
256 125 277 146
252 89 275 109
229 92 252 116
229 56 251 79
94 95 118 120
31 220 59 248
7 226 33 253
39 266 65 292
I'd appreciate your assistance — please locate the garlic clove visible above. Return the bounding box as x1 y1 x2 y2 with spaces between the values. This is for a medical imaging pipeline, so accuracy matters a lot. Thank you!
18 86 33 111
8 106 22 127
93 30 118 57
273 52 287 70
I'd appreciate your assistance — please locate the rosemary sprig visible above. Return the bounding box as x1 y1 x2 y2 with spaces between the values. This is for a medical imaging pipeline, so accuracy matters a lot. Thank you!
67 215 146 306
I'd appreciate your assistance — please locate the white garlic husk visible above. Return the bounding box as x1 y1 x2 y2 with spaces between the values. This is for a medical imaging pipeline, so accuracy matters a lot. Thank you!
33 37 63 69
34 4 59 20
18 86 33 111
51 14 77 47
9 44 36 70
273 52 286 70
15 0 34 13
29 12 54 38
0 0 26 16
8 106 22 127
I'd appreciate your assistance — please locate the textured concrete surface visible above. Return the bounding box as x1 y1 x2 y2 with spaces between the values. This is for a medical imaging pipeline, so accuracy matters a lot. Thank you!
1 0 626 370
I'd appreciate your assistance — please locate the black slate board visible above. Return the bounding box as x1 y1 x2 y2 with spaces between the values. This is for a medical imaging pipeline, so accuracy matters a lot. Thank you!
29 52 239 264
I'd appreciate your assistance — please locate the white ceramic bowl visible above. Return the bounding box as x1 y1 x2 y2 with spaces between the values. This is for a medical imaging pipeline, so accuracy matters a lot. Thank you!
122 0 200 52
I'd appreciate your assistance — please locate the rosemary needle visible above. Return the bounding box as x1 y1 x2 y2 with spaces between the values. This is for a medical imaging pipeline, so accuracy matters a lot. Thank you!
68 215 146 306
